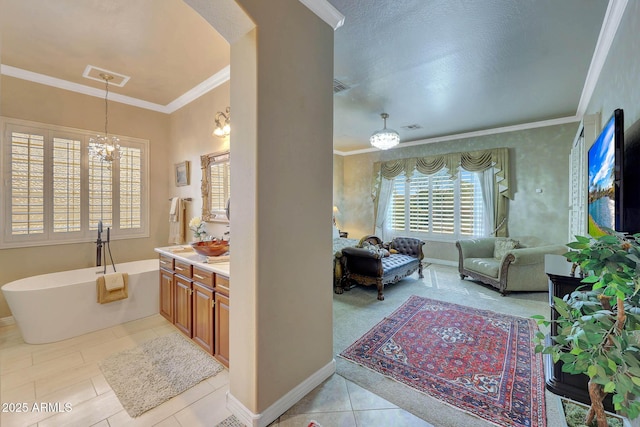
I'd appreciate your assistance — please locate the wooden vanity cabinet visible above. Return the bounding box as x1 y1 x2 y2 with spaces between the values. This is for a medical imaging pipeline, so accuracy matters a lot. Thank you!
214 275 230 367
174 274 193 337
192 267 215 354
158 254 229 366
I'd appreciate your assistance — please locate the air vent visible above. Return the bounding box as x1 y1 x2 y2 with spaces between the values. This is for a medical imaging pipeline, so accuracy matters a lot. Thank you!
401 124 423 130
333 79 351 94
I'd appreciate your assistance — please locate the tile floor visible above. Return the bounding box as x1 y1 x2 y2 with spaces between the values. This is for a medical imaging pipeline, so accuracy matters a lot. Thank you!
0 311 431 427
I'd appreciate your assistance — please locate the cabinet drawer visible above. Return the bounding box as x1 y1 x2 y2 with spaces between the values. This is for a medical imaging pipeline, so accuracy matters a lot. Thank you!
174 260 193 278
215 275 230 295
193 267 214 288
159 255 174 271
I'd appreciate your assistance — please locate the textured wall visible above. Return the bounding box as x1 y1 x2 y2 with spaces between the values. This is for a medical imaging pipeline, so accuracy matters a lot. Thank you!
342 123 578 263
586 1 640 131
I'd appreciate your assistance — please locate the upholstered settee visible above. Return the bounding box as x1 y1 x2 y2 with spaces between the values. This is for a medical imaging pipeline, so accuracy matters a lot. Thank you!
455 236 566 295
336 235 425 301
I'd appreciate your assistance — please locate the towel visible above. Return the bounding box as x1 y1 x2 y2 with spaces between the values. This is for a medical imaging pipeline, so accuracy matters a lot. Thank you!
206 255 230 263
169 197 179 217
96 273 129 304
168 198 185 244
104 272 124 291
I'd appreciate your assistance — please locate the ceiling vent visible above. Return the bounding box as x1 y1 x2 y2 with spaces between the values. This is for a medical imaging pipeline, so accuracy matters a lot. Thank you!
401 124 423 130
333 78 351 94
83 65 130 87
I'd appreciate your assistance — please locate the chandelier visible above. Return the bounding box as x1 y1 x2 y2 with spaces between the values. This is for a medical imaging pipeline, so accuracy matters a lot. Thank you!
213 107 231 137
370 113 400 150
89 73 121 163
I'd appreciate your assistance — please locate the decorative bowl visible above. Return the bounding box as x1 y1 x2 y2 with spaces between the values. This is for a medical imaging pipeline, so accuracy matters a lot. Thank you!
190 240 229 257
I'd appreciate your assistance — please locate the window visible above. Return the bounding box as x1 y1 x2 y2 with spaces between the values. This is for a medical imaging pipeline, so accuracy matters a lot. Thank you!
201 151 230 222
387 169 485 240
1 118 149 248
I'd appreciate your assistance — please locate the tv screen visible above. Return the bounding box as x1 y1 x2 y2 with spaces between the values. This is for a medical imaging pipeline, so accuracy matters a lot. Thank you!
587 109 623 237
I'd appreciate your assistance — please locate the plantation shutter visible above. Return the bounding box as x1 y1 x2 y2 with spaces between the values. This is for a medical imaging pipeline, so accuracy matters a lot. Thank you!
10 131 45 235
388 174 406 230
88 151 113 229
52 136 81 233
119 146 142 229
459 169 484 236
409 173 430 232
209 161 230 212
431 169 454 234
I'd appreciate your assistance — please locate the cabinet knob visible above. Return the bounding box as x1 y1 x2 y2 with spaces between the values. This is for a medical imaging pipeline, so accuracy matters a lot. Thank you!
211 300 216 308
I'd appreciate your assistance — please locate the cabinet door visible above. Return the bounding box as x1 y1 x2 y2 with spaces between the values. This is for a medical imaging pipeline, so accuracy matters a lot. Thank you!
174 275 193 337
192 283 214 354
214 292 230 367
159 269 174 323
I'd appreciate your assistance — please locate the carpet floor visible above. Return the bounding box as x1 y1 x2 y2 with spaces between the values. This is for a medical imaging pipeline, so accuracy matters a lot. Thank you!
333 263 563 427
99 332 224 417
340 295 546 427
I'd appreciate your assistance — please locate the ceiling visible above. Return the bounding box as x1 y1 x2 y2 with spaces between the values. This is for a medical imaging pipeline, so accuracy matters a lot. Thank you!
0 0 613 153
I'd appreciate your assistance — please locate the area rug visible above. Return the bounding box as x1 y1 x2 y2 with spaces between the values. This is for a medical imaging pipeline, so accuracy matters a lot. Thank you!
99 332 224 417
339 295 546 427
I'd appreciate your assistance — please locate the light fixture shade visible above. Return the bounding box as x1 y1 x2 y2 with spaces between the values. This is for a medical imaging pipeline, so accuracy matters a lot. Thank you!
213 107 231 138
370 113 400 150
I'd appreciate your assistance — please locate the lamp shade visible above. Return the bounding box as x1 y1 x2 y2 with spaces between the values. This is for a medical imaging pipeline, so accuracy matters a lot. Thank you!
370 113 399 150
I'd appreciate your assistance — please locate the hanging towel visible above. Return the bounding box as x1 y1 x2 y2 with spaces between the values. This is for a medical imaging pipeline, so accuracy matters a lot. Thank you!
168 198 185 244
96 273 129 304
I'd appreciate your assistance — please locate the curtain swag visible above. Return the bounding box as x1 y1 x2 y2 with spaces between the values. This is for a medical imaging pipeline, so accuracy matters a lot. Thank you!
371 147 511 236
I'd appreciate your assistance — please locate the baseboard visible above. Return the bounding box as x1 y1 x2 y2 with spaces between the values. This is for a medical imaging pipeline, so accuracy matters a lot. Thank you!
0 316 15 327
227 358 336 427
424 258 457 267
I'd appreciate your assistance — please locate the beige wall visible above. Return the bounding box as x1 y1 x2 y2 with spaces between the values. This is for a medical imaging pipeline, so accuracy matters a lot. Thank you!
0 76 171 318
333 153 345 228
230 0 335 418
341 123 577 264
168 81 231 240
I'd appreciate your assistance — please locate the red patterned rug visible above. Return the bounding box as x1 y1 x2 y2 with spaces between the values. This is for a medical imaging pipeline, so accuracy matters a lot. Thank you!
340 296 546 427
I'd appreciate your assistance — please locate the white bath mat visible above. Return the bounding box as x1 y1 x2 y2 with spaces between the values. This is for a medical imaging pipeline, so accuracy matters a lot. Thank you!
99 332 224 417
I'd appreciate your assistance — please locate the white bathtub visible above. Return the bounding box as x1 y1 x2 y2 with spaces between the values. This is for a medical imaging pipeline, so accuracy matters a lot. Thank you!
2 259 159 344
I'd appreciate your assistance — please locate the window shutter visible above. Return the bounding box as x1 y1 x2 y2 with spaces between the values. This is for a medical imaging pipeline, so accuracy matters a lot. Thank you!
431 170 454 234
88 152 113 229
119 146 142 229
459 169 484 236
409 173 430 232
388 175 406 230
52 137 82 233
10 131 45 235
209 161 230 212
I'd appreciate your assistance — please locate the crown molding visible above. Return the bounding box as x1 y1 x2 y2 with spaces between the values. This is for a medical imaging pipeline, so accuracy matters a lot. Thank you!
298 0 345 30
576 0 628 116
0 64 230 115
334 115 581 156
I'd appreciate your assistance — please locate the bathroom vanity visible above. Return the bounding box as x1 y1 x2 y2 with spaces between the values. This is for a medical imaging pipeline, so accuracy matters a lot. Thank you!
155 247 230 367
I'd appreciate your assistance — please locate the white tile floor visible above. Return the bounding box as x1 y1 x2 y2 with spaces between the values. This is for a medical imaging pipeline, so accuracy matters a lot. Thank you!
0 312 431 427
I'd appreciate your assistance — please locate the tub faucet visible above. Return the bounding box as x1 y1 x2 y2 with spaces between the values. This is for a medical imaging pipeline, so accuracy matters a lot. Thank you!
96 220 103 267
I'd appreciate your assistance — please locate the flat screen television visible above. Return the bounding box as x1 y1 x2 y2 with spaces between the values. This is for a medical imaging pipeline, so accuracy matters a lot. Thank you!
587 109 623 237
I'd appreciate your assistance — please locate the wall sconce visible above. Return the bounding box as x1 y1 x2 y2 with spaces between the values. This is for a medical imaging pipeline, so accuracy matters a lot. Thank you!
213 107 231 138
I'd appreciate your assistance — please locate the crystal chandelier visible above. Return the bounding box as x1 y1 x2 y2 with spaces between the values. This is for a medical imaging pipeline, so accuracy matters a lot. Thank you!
89 73 121 163
213 107 231 137
370 113 400 150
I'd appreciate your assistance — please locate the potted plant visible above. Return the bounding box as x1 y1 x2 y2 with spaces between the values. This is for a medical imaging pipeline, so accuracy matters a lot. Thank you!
534 231 640 427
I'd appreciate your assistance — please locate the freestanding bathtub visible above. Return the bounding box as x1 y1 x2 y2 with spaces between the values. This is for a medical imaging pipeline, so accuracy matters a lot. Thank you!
2 259 159 344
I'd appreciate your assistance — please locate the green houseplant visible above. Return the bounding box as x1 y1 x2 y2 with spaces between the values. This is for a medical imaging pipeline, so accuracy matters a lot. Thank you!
534 231 640 427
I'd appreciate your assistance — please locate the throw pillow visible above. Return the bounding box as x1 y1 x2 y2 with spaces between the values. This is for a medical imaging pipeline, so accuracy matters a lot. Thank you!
494 238 519 259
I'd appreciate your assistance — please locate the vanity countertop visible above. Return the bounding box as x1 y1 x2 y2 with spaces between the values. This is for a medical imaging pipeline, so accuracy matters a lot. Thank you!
154 246 230 277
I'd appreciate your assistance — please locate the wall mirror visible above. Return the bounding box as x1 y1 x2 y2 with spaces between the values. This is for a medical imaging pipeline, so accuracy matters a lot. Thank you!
201 151 230 222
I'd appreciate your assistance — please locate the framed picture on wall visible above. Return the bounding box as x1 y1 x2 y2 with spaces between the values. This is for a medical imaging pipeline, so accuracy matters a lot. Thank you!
175 161 190 186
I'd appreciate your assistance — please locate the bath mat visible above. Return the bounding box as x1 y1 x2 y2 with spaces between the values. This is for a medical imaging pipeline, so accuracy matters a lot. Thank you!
99 332 224 417
340 295 546 427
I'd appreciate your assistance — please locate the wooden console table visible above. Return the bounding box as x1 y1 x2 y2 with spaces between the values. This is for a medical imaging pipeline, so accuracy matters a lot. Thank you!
544 254 613 411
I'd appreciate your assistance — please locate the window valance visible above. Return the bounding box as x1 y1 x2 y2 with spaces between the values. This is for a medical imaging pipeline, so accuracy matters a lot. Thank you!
371 147 511 237
373 147 510 198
